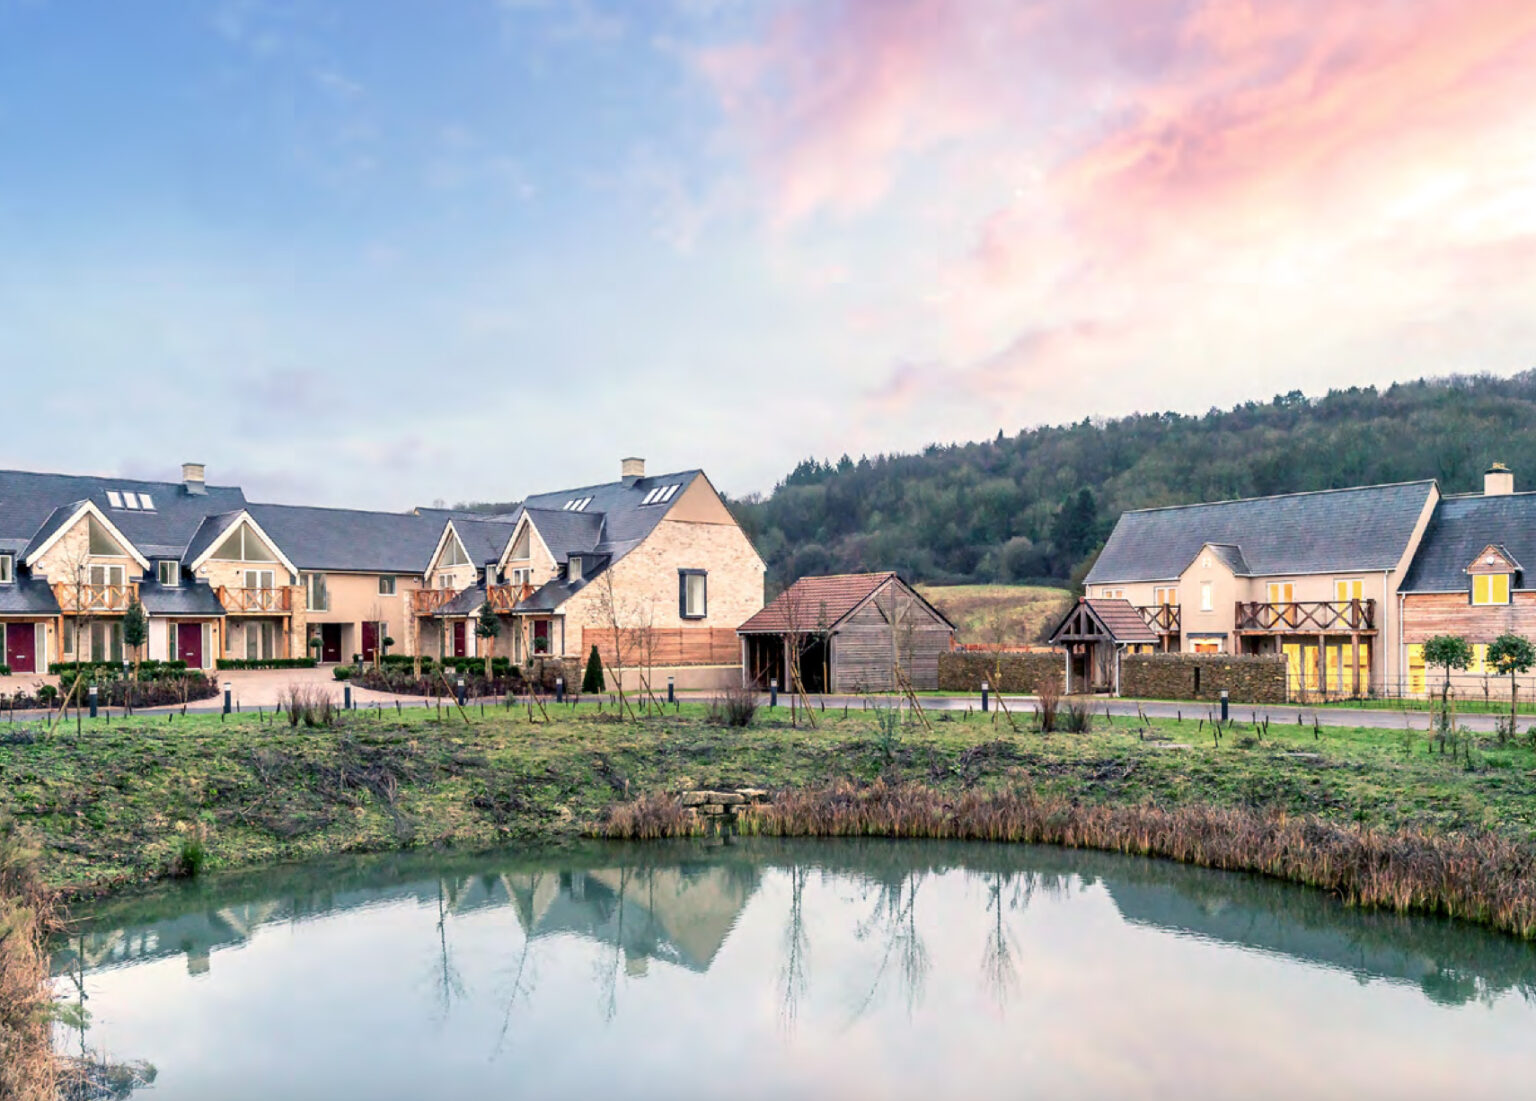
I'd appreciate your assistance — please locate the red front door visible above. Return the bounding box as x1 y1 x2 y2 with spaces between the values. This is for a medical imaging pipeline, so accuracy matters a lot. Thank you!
5 623 36 674
177 623 203 668
362 622 379 663
452 621 467 659
321 624 342 664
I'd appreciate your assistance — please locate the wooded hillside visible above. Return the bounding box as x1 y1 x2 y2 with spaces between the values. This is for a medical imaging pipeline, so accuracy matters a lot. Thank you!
730 373 1536 591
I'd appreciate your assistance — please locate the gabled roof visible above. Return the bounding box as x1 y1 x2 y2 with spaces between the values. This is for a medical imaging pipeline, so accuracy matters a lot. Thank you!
0 574 61 615
1401 493 1536 593
0 467 246 557
245 503 443 574
138 578 225 617
738 572 954 634
521 508 603 564
521 470 703 560
456 516 521 566
184 510 299 577
1204 544 1250 575
1087 481 1437 584
1048 598 1160 645
23 500 152 571
181 512 245 566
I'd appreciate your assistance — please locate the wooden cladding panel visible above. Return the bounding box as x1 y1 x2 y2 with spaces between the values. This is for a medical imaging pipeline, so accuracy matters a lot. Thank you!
583 627 741 667
1402 592 1536 644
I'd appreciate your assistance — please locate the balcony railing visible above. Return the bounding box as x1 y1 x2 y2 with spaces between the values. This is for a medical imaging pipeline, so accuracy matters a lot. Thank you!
1235 599 1376 633
412 588 460 616
1135 604 1181 634
218 586 293 614
485 582 534 613
54 582 138 613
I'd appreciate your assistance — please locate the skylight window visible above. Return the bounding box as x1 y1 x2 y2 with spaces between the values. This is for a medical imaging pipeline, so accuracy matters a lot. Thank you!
122 494 139 509
563 497 593 512
642 484 680 505
106 491 124 508
138 493 155 510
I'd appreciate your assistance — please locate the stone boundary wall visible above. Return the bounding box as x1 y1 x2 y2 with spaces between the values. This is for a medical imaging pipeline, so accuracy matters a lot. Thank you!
1121 654 1288 704
937 651 1064 694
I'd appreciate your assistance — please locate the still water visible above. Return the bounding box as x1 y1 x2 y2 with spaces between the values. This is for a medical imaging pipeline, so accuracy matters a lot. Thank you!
53 839 1536 1100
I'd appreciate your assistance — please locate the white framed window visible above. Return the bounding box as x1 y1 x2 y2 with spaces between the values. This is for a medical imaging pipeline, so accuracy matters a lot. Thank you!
158 560 179 587
642 485 681 506
510 567 530 587
0 554 11 584
562 497 593 512
1200 581 1213 612
680 569 707 619
303 572 329 611
243 568 276 590
1101 588 1125 599
568 556 583 582
121 493 139 510
379 576 397 595
1153 586 1177 606
106 490 124 508
138 493 155 511
212 524 277 563
62 621 74 656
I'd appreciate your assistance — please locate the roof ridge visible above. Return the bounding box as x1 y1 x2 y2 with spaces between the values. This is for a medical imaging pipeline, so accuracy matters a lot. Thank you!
1119 479 1437 516
249 501 434 520
0 467 240 491
524 469 703 500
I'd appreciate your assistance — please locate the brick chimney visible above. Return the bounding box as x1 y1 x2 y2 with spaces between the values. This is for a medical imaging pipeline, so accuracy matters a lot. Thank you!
1485 462 1514 496
621 457 645 486
182 462 207 496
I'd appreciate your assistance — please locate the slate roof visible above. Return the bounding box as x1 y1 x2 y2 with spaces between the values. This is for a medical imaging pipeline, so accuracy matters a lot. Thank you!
138 579 225 617
1087 481 1437 584
181 512 245 566
0 575 61 615
245 503 444 574
736 572 953 634
454 516 521 567
522 471 702 561
520 508 604 564
1206 544 1250 575
0 468 246 557
1400 493 1536 593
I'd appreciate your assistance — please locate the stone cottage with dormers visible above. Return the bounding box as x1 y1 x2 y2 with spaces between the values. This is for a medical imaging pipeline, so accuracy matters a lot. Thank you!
414 458 765 690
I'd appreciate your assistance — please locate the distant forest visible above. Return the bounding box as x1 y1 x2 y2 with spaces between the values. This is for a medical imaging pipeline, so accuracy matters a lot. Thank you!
727 372 1536 592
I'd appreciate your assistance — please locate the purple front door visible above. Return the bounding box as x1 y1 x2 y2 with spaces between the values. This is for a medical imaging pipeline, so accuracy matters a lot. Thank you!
362 622 379 663
452 621 467 659
177 623 203 668
5 623 36 674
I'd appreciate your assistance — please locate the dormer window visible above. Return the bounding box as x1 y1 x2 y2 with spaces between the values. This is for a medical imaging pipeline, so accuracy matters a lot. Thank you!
157 560 179 587
1473 573 1511 605
0 554 12 584
568 555 583 582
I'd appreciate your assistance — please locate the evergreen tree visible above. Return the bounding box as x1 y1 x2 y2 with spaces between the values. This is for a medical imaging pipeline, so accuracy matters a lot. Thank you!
122 598 148 677
582 643 605 694
475 601 501 680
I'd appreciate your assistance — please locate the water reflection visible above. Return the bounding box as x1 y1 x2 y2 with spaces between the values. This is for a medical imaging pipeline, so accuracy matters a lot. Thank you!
52 840 1536 1099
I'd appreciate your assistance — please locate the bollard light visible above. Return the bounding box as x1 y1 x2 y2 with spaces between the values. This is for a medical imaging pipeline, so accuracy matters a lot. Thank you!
223 681 233 716
457 677 466 707
769 678 779 708
89 683 99 719
555 676 565 704
1220 689 1230 723
344 684 353 711
981 680 990 713
667 675 675 704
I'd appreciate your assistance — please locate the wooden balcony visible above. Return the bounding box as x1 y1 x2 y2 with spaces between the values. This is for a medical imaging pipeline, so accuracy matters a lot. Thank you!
1135 604 1181 634
412 588 460 616
218 586 294 614
54 582 138 614
485 582 534 613
1235 599 1376 634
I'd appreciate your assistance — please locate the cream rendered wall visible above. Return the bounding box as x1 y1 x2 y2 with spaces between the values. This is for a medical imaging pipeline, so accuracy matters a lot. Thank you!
1177 548 1240 651
305 572 420 657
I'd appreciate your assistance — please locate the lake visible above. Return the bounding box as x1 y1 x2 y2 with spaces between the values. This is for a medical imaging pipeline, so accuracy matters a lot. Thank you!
53 839 1536 1100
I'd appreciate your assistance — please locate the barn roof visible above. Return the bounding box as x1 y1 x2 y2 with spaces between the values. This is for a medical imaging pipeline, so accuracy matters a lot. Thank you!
737 572 955 635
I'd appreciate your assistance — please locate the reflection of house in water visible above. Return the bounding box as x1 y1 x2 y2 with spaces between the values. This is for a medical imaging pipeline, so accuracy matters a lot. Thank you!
1102 874 1536 1006
54 859 759 980
505 864 759 973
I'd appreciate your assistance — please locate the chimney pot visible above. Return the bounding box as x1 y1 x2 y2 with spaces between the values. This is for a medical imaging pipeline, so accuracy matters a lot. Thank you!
182 462 207 495
1485 463 1514 497
621 457 645 486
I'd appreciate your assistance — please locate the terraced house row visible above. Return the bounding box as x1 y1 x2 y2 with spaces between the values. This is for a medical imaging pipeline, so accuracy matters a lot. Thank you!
0 458 763 689
1075 463 1536 698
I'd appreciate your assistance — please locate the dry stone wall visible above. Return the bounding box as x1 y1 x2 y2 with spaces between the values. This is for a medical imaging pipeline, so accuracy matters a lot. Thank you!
1121 654 1288 704
937 651 1065 694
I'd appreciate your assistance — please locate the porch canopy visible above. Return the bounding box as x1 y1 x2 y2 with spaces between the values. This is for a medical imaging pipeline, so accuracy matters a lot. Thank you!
1048 598 1159 694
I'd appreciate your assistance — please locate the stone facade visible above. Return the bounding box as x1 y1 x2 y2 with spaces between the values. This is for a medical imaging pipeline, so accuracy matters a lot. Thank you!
937 651 1066 694
1120 653 1288 704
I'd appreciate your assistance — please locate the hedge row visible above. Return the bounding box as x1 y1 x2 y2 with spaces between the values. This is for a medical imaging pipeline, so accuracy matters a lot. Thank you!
48 660 189 679
214 658 319 670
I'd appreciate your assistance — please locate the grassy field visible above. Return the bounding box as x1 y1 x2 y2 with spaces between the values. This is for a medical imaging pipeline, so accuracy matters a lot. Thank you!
915 583 1074 646
2 699 1536 901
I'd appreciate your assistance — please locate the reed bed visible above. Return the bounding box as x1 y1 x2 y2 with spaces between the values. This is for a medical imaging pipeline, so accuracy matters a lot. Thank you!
600 781 1536 939
0 816 57 1101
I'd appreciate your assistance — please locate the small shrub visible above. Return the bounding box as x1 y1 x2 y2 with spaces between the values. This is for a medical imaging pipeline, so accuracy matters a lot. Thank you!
171 834 208 879
1062 698 1094 733
278 683 338 727
1035 677 1061 733
870 702 906 763
707 683 758 728
0 664 10 677
35 685 58 706
332 666 354 681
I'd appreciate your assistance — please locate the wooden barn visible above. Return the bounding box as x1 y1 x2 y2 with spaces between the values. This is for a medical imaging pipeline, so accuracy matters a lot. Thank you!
737 572 956 693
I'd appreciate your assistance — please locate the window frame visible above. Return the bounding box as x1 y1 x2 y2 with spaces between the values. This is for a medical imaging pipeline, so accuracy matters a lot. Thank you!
1153 586 1177 606
378 576 397 596
1199 581 1214 612
157 560 179 587
303 572 330 612
568 555 583 583
679 569 707 620
0 554 12 585
1472 573 1511 606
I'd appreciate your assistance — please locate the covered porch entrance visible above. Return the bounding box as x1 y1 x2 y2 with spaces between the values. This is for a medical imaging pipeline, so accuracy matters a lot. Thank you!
1048 599 1160 695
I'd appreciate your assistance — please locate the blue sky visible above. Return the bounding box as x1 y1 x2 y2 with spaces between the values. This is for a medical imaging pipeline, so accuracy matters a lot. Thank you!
3 0 1534 509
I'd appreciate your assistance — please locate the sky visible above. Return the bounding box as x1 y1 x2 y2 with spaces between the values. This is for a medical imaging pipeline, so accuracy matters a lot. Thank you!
1 0 1534 510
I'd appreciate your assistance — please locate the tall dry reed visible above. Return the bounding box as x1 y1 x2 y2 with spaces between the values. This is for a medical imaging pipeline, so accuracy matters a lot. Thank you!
0 816 57 1101
599 781 1536 939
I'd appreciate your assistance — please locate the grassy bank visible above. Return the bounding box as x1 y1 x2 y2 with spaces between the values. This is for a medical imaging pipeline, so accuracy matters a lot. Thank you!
1 700 1535 901
915 583 1073 645
1 818 56 1101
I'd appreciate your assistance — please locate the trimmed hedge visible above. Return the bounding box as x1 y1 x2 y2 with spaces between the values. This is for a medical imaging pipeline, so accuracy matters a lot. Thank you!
49 660 188 680
215 658 318 671
5 671 217 709
0 664 9 677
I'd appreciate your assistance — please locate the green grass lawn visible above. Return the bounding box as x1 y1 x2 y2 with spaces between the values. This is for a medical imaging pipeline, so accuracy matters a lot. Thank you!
3 698 1535 898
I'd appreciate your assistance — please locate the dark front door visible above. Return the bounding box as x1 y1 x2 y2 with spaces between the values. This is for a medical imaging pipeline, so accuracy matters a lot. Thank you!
362 622 379 663
5 623 36 674
451 621 467 659
177 623 203 669
321 624 343 664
